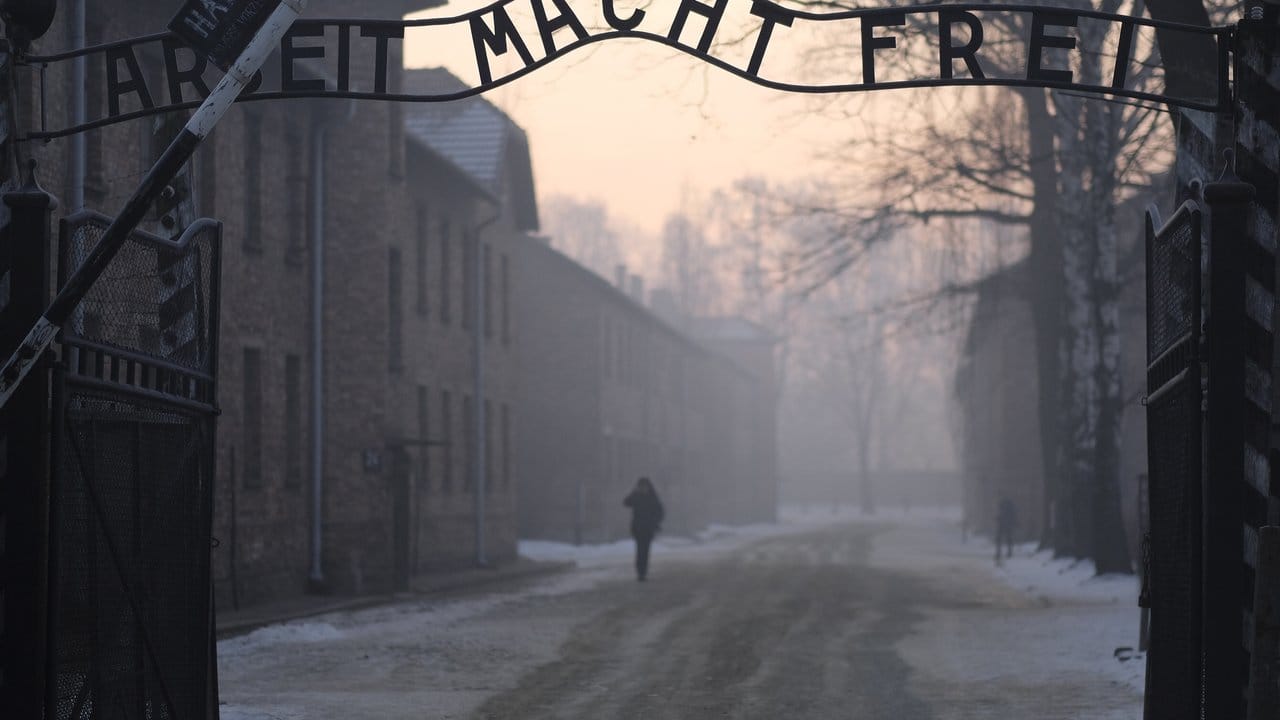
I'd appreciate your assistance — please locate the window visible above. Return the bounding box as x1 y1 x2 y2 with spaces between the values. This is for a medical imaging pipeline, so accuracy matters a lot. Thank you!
600 315 610 380
501 403 511 487
462 232 474 332
484 398 493 492
419 384 430 489
441 390 453 492
84 17 106 204
243 348 263 488
285 354 302 488
463 394 473 491
285 128 305 265
501 253 510 346
388 64 404 178
439 219 451 325
243 113 263 253
388 247 403 371
416 208 429 315
483 243 493 340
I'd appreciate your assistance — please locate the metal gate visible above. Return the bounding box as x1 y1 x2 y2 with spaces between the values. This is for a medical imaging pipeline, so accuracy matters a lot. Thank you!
48 211 221 720
1142 199 1203 720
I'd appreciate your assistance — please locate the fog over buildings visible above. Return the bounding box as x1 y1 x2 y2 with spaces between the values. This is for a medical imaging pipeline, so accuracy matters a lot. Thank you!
11 0 1270 717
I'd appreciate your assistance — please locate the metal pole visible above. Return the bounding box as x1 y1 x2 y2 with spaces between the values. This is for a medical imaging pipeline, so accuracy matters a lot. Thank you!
1202 179 1256 720
0 164 56 720
472 211 499 567
69 0 86 213
0 0 307 410
308 121 326 590
473 229 486 566
1248 526 1280 720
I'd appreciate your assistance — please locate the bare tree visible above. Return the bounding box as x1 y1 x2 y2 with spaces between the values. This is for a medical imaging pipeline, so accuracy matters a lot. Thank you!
540 195 624 281
737 0 1187 571
659 212 724 317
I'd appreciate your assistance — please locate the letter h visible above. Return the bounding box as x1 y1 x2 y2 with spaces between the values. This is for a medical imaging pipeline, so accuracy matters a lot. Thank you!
668 0 730 53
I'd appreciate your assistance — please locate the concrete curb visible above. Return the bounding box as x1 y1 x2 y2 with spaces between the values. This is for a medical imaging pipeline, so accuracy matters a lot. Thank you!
215 558 574 639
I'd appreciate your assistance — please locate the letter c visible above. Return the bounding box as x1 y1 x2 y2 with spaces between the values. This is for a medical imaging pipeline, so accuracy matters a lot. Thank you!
603 0 645 31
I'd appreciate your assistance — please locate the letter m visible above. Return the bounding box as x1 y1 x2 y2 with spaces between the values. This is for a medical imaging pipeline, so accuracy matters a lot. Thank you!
470 7 535 85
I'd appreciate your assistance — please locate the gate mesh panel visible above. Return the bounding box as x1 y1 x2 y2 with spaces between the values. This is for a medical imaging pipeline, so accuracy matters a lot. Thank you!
1144 375 1203 718
60 216 215 376
1147 210 1198 364
1143 205 1202 720
50 213 220 720
52 389 213 720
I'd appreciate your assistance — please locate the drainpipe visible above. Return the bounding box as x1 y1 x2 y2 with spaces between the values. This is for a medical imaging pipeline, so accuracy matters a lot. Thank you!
473 208 500 567
308 101 356 593
69 0 85 211
308 119 328 591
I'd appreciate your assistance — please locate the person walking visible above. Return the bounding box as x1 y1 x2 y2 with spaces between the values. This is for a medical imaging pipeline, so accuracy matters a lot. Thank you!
995 496 1017 565
623 477 664 581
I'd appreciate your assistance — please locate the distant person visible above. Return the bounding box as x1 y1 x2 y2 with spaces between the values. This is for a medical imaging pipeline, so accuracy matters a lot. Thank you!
623 477 664 582
995 496 1017 565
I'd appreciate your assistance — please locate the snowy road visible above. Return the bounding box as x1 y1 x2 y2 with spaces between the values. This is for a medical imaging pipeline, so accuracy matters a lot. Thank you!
218 512 1145 719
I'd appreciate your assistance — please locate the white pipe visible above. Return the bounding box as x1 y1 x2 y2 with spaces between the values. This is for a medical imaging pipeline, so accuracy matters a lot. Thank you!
473 211 500 566
307 99 355 590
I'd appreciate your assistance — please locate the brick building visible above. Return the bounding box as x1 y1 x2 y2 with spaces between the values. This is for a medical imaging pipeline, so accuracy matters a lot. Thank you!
514 240 779 543
18 0 779 612
952 264 1045 542
954 206 1151 553
24 0 526 609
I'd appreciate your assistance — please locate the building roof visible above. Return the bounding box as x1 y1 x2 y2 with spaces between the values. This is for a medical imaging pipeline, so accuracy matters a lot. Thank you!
403 68 540 231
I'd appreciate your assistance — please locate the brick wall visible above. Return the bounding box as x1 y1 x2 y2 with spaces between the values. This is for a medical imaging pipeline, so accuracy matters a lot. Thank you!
25 0 521 608
515 240 777 543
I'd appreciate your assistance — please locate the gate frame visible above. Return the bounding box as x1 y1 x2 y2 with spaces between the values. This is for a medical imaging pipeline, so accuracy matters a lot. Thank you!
45 209 223 720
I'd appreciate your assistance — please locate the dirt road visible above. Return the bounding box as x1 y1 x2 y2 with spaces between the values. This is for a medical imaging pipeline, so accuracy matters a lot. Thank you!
218 519 1143 720
476 525 935 718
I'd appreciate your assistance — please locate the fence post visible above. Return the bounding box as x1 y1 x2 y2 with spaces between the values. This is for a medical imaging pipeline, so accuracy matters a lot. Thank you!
1202 178 1257 720
0 162 57 719
1249 526 1280 719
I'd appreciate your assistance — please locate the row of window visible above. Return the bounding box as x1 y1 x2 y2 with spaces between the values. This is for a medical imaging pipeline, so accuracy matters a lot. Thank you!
600 313 684 397
239 113 306 262
239 348 512 493
414 386 512 494
389 221 512 370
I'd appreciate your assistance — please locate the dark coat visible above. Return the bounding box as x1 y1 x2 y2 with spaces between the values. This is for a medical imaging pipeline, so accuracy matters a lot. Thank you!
624 488 664 538
996 498 1017 533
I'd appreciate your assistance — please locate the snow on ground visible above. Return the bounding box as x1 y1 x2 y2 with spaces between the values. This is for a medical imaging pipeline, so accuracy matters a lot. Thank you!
219 506 1146 719
520 504 1147 715
834 505 1147 718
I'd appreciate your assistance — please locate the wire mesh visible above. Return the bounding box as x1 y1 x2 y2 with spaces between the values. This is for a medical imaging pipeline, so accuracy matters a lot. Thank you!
1146 207 1199 364
49 213 220 720
60 213 216 375
52 389 213 720
1143 204 1203 720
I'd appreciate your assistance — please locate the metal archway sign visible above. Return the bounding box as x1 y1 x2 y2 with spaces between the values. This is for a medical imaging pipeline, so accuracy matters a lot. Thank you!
22 0 1231 140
